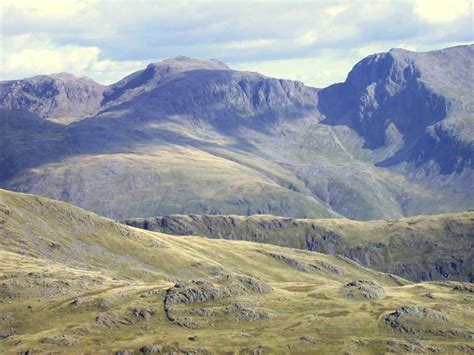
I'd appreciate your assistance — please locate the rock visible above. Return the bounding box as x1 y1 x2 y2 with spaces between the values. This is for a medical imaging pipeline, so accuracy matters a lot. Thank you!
165 274 272 306
116 350 134 355
131 308 156 320
139 344 163 353
95 312 120 327
456 344 474 352
39 334 77 346
0 331 10 340
453 283 473 293
384 305 449 334
341 279 385 300
97 298 113 309
311 260 345 276
299 336 317 345
71 298 83 306
258 251 311 272
223 303 271 321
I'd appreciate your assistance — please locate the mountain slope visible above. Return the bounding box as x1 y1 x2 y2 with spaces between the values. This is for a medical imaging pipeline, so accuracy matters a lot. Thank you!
0 45 472 220
1 189 473 353
0 73 105 123
125 211 474 282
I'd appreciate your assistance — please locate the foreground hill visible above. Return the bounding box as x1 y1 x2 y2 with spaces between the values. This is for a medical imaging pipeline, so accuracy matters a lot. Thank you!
1 189 473 353
125 212 474 282
0 45 473 220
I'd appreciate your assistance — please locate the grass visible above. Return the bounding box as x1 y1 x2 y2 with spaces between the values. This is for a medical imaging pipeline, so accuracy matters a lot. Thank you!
0 189 473 353
125 210 474 282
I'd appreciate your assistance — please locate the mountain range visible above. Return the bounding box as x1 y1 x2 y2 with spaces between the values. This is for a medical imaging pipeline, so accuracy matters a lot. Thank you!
1 45 473 220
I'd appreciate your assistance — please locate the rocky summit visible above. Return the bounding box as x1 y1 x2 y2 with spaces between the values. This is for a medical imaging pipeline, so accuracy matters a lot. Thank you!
1 45 473 220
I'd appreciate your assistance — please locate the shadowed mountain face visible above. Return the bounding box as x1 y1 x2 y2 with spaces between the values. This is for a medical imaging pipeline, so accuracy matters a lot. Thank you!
0 73 106 123
0 46 472 220
318 45 474 174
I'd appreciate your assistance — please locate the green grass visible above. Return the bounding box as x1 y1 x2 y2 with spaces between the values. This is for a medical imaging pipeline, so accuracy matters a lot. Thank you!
0 189 473 353
125 211 474 282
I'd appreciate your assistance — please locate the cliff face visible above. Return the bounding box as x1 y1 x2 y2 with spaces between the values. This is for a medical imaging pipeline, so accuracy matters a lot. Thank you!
124 212 474 282
318 45 474 174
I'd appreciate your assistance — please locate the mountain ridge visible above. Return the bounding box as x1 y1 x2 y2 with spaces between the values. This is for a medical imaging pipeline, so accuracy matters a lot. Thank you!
0 44 472 220
124 211 474 282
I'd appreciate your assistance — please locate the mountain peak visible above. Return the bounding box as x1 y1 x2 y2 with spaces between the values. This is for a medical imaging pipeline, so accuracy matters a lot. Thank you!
152 56 230 71
0 73 105 123
102 56 231 106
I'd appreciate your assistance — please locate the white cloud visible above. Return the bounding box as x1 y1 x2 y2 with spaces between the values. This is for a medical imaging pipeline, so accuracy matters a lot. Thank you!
296 30 318 45
233 54 356 88
413 0 471 23
223 39 275 50
2 44 100 79
2 0 83 17
0 0 472 86
0 36 151 84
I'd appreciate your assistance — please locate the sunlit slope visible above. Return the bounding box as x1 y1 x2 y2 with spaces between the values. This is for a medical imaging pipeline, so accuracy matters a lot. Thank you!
0 189 473 353
125 211 474 282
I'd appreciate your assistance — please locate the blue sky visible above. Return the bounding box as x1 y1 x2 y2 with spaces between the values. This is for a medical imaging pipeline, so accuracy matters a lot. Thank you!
1 0 472 87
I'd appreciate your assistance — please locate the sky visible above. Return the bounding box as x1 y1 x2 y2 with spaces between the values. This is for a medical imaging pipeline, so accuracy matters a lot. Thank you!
1 0 472 87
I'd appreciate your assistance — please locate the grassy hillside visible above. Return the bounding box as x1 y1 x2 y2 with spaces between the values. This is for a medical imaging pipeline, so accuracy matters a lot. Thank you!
125 212 474 282
1 189 473 354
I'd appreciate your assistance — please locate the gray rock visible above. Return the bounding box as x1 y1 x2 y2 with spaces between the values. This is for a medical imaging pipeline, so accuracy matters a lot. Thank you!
139 344 163 353
223 303 271 321
131 308 156 320
384 305 449 334
71 298 83 306
0 331 10 340
97 298 113 309
341 279 385 300
39 334 77 346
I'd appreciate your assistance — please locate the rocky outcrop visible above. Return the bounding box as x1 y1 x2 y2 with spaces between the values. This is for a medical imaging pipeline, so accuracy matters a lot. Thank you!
223 303 271 321
383 305 455 336
258 251 312 272
163 274 272 328
165 275 272 306
341 279 385 300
